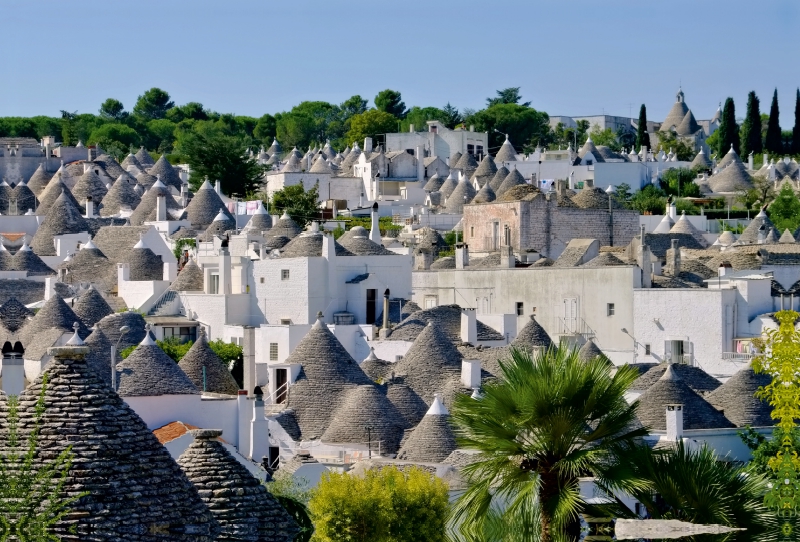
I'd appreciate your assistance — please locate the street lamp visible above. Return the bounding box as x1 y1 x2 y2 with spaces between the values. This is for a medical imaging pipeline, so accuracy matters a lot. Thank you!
110 325 130 391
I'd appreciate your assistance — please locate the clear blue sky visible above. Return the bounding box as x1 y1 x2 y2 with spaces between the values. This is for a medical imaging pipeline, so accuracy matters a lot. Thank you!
2 0 798 127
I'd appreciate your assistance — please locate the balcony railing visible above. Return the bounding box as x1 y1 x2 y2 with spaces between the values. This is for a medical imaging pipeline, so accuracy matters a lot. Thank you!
556 317 596 339
721 352 755 362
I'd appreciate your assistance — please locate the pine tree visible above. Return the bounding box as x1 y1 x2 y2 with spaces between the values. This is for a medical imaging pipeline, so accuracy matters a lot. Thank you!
740 91 762 157
717 97 739 157
765 88 783 154
636 104 651 151
792 88 800 156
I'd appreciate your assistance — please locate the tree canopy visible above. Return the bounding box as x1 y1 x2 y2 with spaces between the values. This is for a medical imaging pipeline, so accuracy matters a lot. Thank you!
740 91 762 157
716 97 739 157
132 87 174 121
374 89 406 118
636 104 651 151
765 88 782 154
487 87 530 107
99 98 127 121
468 103 550 152
270 183 320 228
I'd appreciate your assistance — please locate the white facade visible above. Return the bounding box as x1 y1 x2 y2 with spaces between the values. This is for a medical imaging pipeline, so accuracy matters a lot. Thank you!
385 121 488 163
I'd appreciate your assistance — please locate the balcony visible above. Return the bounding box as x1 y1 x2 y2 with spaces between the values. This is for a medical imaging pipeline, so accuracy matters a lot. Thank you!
721 352 755 362
556 317 596 340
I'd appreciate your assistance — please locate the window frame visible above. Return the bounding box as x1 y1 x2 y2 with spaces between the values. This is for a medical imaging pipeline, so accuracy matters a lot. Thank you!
607 303 615 316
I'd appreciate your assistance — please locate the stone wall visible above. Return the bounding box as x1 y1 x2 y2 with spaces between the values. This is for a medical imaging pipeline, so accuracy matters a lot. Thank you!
463 195 640 258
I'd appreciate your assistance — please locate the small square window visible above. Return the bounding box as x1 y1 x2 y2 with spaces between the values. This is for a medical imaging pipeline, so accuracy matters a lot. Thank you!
516 302 524 316
280 319 292 325
645 344 651 356
260 277 265 283
269 343 278 361
281 269 290 280
607 303 615 316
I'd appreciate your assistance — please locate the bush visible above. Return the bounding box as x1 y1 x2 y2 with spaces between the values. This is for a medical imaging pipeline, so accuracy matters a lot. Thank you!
308 466 449 542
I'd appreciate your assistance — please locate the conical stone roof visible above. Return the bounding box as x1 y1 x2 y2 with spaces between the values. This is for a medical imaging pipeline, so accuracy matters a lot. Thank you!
149 154 183 191
201 209 236 241
716 145 742 170
635 365 733 430
94 154 126 180
31 190 89 255
488 165 510 191
577 338 611 364
283 318 372 439
668 212 708 247
779 229 796 244
177 429 298 542
675 110 700 136
454 152 478 177
178 330 239 395
473 154 498 177
101 173 141 216
136 172 158 190
121 152 145 172
269 212 302 239
445 178 477 213
708 161 754 193
496 168 526 197
386 381 428 427
690 148 712 170
423 173 443 192
117 332 199 396
512 315 553 350
438 173 459 199
320 384 409 453
36 175 83 215
309 154 333 174
660 90 690 131
243 201 272 232
359 347 392 381
83 326 118 387
7 345 219 540
738 210 775 244
135 146 155 167
632 362 721 394
396 394 457 463
13 182 37 214
281 153 302 173
12 241 55 275
129 179 182 225
171 259 205 291
58 239 112 290
494 137 517 162
96 311 148 350
705 364 773 427
186 180 234 228
19 293 87 348
26 163 52 196
393 323 462 404
72 286 113 328
472 182 496 203
71 166 108 204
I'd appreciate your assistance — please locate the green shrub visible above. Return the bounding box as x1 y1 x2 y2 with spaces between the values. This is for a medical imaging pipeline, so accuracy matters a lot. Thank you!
308 466 448 542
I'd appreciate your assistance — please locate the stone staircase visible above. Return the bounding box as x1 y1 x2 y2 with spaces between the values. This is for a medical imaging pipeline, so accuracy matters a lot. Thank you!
148 290 178 316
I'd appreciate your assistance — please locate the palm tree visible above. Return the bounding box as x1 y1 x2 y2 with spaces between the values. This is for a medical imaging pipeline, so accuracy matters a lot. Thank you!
449 346 647 542
611 440 773 532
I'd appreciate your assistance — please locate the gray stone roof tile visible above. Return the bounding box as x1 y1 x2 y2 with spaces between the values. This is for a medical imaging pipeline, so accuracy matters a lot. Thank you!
31 190 89 256
9 346 219 540
0 297 33 333
171 259 205 291
635 365 733 430
631 362 721 394
72 286 113 329
392 323 462 404
396 396 456 463
321 384 409 453
185 182 233 229
705 364 773 427
283 318 373 439
101 174 141 216
135 147 155 166
177 429 299 541
26 164 52 196
117 334 199 396
389 304 504 342
178 330 239 395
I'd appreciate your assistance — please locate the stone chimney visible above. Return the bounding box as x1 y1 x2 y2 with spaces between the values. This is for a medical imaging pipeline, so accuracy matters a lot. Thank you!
369 202 381 244
665 239 681 276
364 137 373 153
556 180 567 197
1 342 25 395
414 248 432 270
416 146 425 182
455 243 469 269
666 404 684 440
85 196 94 218
460 308 477 344
461 359 481 388
156 194 167 221
499 245 514 268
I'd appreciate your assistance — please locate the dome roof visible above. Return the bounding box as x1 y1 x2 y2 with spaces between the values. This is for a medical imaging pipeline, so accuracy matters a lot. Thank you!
117 331 198 396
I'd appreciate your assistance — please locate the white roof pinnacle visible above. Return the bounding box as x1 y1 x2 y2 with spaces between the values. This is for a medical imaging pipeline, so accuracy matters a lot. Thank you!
426 393 449 416
66 322 84 346
213 208 229 222
140 324 156 346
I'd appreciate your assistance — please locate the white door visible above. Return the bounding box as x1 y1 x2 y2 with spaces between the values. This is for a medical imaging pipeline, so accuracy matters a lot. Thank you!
563 298 577 333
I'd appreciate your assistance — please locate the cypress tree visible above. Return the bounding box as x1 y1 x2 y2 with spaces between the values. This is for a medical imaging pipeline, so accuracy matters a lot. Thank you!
740 91 762 157
765 88 782 154
636 104 651 151
792 88 800 156
717 97 739 157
